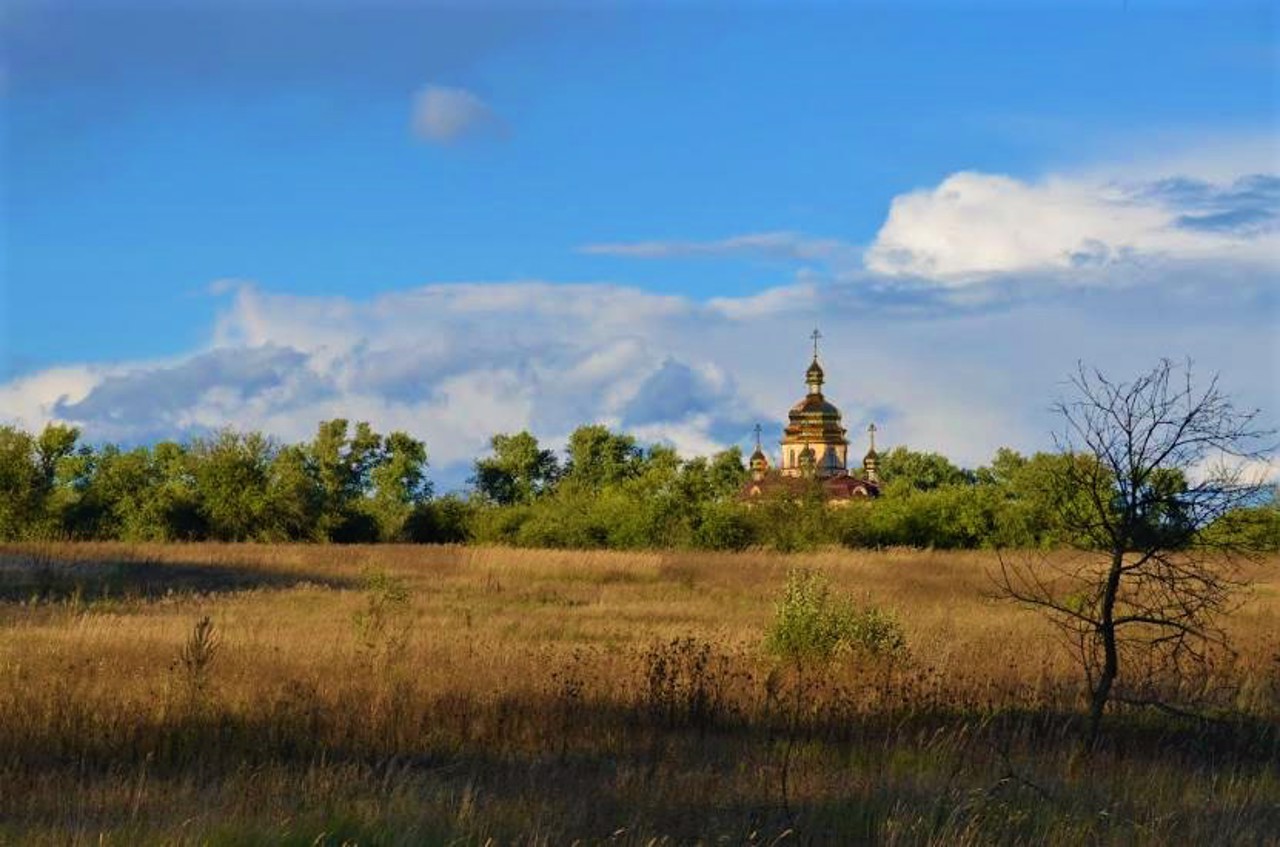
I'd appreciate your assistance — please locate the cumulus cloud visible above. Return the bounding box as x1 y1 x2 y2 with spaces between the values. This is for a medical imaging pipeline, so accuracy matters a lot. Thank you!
53 346 320 443
0 365 105 433
865 170 1278 283
584 163 1277 302
412 84 501 144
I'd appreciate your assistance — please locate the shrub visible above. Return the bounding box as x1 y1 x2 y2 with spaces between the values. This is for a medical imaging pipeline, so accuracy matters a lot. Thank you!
693 502 754 551
352 569 413 659
765 569 906 662
843 603 907 657
404 496 474 543
468 503 533 545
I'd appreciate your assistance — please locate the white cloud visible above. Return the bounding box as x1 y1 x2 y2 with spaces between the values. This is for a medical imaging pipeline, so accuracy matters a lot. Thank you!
865 170 1278 283
411 84 501 144
707 280 818 320
0 365 104 431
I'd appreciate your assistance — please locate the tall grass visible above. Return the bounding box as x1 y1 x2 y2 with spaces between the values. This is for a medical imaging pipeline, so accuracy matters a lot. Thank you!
0 542 1277 844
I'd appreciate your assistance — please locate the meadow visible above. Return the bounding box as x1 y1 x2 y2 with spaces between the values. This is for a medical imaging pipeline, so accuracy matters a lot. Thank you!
0 543 1277 845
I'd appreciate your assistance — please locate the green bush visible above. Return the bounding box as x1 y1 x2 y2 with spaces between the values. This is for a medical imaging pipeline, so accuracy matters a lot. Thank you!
693 502 754 550
765 569 906 662
404 496 474 544
843 603 907 657
468 503 533 545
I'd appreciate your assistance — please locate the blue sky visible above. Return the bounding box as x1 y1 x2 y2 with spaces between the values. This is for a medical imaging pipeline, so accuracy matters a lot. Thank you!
2 1 1277 489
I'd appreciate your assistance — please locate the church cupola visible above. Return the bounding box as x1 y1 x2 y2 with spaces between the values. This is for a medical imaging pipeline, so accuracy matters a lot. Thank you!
863 422 880 484
805 328 824 395
805 358 824 395
749 424 770 481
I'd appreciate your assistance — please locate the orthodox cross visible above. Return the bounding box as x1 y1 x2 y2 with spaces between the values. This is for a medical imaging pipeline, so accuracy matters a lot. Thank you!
810 327 822 359
867 422 877 451
753 423 763 450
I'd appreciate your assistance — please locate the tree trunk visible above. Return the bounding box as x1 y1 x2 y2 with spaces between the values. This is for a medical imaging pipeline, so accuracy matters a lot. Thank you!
1087 548 1124 747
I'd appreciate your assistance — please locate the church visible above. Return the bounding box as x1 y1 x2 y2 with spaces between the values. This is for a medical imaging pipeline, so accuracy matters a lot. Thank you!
740 331 881 505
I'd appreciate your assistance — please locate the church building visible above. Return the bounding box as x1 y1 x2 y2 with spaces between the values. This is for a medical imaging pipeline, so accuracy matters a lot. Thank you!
741 331 880 504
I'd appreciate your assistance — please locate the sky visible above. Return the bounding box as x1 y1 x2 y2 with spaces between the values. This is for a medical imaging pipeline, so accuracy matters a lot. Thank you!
1 0 1278 491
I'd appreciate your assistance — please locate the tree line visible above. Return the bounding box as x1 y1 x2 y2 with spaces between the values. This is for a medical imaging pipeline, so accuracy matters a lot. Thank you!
1 417 1275 551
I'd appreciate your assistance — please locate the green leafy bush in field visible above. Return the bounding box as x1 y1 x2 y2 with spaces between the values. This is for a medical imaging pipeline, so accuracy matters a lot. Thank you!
765 569 906 662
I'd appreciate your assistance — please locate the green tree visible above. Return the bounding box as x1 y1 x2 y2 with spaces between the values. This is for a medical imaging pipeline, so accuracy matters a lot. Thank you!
707 447 748 498
1200 488 1280 552
35 425 80 492
471 431 558 505
191 430 275 541
878 446 969 492
73 445 169 540
264 444 322 541
309 419 382 541
369 431 431 540
0 426 41 540
563 425 642 490
148 441 205 540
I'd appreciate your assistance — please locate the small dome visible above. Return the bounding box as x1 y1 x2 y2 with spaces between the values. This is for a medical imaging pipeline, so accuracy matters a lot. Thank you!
791 394 841 416
806 359 824 382
750 445 768 466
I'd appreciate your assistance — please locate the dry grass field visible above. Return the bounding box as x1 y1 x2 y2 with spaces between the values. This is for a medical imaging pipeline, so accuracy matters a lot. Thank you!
0 543 1277 845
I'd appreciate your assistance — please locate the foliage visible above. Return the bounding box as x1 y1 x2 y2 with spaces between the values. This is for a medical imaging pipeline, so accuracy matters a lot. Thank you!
877 446 970 491
352 569 413 660
191 429 275 541
562 424 644 490
471 431 559 506
765 569 906 662
0 420 432 544
368 431 432 540
0 412 1269 553
404 494 474 544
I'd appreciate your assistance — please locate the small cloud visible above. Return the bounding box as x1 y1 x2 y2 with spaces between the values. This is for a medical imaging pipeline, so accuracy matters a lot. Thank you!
412 84 501 144
580 231 855 264
707 281 818 320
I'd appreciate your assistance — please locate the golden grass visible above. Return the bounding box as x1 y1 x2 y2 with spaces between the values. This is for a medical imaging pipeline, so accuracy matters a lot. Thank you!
0 543 1277 845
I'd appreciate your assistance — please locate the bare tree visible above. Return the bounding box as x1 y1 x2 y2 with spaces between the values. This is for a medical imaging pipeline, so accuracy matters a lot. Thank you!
996 359 1274 745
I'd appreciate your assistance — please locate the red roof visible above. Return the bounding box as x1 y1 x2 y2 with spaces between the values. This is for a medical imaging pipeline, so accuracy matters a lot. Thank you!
740 470 879 502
